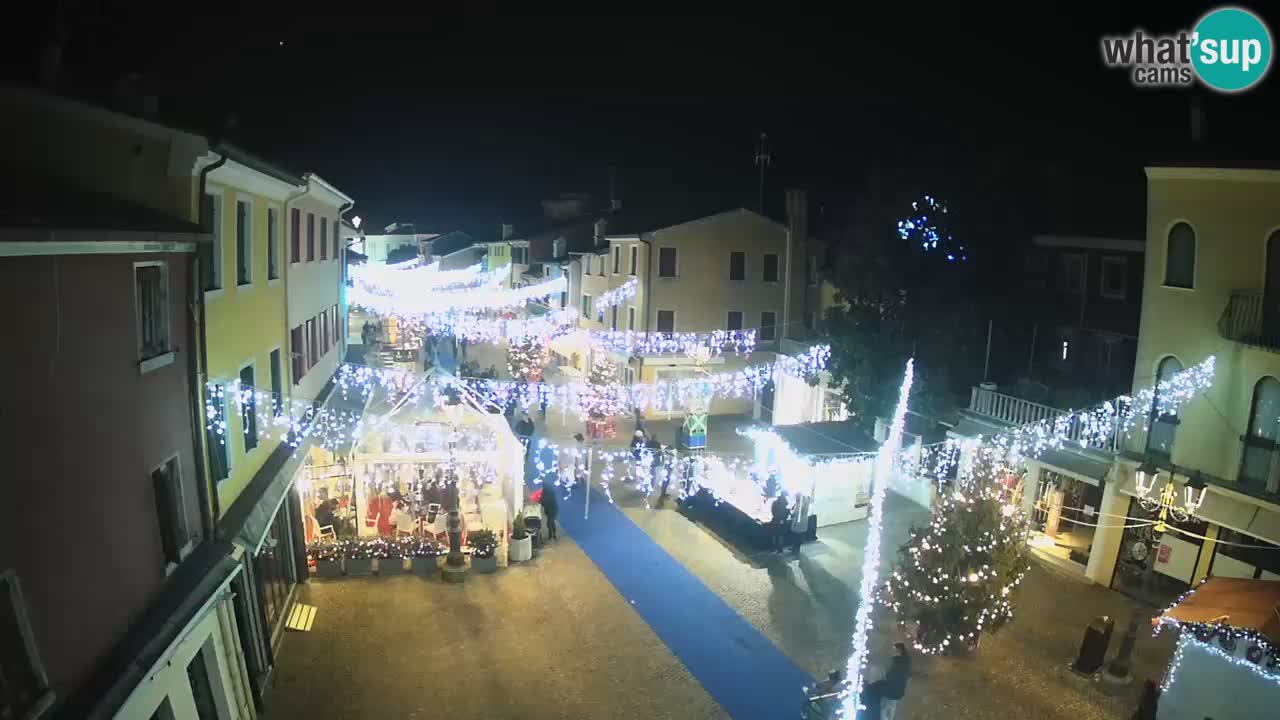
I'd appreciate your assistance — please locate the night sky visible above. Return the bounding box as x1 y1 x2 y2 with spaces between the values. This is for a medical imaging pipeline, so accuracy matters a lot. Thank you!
11 4 1280 237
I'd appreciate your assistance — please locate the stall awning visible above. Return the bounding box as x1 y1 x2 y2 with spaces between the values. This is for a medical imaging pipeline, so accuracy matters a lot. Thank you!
1036 448 1113 486
219 377 369 554
1159 577 1280 645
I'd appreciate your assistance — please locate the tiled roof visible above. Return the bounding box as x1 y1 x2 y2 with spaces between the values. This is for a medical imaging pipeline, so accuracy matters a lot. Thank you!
0 175 203 235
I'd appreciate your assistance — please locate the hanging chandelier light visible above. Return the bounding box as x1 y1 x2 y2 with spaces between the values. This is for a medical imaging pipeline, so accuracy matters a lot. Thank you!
1135 460 1208 532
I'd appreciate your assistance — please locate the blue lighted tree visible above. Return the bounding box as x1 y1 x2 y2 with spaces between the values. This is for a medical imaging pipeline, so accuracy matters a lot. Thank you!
897 195 968 263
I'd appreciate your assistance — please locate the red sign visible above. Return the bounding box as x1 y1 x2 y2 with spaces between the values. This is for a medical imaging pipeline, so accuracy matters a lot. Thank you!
1157 543 1172 564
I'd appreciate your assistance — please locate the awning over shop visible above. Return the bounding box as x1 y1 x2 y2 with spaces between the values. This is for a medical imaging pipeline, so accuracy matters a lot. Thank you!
1036 448 1113 486
219 377 369 554
1159 577 1280 644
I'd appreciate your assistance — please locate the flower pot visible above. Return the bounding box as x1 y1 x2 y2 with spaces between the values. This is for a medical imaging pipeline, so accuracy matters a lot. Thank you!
412 556 440 575
345 557 374 577
509 535 533 563
315 559 343 578
471 554 498 573
379 557 407 575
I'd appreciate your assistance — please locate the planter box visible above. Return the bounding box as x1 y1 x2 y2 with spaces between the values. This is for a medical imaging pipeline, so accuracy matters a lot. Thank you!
412 556 440 575
379 557 407 575
315 559 343 578
509 535 533 563
471 554 498 573
345 557 374 577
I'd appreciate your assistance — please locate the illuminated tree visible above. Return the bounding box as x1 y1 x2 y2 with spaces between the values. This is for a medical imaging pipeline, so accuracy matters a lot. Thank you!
507 337 548 382
883 456 1030 655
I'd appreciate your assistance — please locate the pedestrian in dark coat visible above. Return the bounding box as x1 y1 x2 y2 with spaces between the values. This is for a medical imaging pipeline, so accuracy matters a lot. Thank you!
1131 679 1160 720
770 494 790 553
540 482 560 540
866 643 911 720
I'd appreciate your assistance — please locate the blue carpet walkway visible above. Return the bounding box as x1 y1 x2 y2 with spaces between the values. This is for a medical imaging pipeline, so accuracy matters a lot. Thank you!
528 438 812 720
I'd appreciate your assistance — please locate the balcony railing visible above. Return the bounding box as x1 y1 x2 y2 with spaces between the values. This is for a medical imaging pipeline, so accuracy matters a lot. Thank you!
968 385 1124 453
1219 290 1280 352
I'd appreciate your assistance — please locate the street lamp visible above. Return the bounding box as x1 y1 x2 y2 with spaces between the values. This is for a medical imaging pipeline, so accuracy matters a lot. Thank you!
1106 462 1206 683
441 397 468 582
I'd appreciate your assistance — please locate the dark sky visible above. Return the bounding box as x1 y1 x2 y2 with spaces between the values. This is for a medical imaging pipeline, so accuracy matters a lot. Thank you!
12 3 1280 235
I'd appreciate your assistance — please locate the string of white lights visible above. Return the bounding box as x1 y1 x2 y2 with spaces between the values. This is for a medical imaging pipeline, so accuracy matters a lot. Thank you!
590 329 758 357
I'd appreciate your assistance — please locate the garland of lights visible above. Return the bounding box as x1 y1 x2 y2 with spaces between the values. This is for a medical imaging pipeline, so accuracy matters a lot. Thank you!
592 277 640 311
898 194 967 262
507 336 549 382
591 329 757 357
350 274 566 316
841 360 914 718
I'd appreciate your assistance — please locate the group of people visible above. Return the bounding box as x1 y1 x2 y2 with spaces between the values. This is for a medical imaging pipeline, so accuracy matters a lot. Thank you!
769 489 813 556
631 427 675 506
360 320 383 348
805 643 911 720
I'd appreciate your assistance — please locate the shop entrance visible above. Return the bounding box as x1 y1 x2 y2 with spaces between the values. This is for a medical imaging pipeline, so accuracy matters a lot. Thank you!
1111 498 1209 605
1030 468 1103 567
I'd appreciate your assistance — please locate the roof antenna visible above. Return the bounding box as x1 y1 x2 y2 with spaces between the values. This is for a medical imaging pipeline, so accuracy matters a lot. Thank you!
754 132 771 213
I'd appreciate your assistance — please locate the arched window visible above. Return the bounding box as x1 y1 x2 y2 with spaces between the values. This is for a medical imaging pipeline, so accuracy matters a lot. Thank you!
1165 222 1195 289
1146 356 1183 460
1240 377 1280 493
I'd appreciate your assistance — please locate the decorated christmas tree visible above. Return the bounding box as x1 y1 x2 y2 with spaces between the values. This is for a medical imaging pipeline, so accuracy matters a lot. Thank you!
581 353 623 438
883 455 1030 655
507 337 548 382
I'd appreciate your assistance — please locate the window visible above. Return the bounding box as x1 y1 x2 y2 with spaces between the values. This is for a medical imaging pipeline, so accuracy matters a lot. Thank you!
1 571 52 720
290 208 301 263
267 208 279 280
320 218 328 260
186 644 219 720
1059 254 1085 294
306 212 315 261
269 349 283 416
512 246 527 264
1240 377 1280 494
727 310 743 331
560 291 567 309
235 200 252 286
332 303 340 348
598 253 605 276
1100 256 1126 299
1146 356 1183 461
135 262 170 362
581 294 592 319
658 247 677 277
611 305 618 331
553 237 566 258
207 384 229 482
760 311 777 341
763 253 779 283
202 194 222 290
628 306 636 330
320 310 330 356
729 251 745 281
332 219 339 259
152 457 190 567
630 245 638 275
291 326 305 383
807 255 818 286
255 508 295 634
239 364 258 453
613 245 620 274
584 256 591 275
656 310 674 334
307 318 318 368
1165 222 1195 288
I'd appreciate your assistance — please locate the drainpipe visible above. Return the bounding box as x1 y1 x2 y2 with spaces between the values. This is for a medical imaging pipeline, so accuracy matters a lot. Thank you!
639 234 654 383
196 150 227 524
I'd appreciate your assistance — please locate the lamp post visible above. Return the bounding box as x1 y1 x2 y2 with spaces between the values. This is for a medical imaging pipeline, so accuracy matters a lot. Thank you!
1105 461 1207 683
441 395 468 582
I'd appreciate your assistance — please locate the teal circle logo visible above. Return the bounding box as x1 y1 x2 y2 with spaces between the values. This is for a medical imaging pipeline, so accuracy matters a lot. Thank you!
1192 7 1272 92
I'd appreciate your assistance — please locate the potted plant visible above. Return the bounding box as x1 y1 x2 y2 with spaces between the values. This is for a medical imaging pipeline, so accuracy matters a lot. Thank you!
378 537 409 575
509 512 533 563
408 537 445 576
310 540 343 578
468 529 499 573
344 538 375 577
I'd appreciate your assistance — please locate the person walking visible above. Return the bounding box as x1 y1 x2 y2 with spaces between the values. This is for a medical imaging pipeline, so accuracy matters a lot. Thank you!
789 492 811 556
540 480 560 541
1131 679 1160 720
515 412 535 456
770 493 790 553
866 643 911 720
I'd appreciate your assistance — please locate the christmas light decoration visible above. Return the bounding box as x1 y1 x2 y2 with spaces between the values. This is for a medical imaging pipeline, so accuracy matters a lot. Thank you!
897 194 967 262
593 277 640 310
591 329 757 357
350 273 565 316
843 359 914 718
507 336 549 382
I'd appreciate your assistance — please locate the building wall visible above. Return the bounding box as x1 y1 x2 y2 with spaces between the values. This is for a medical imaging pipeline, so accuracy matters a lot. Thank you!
0 250 202 698
642 210 789 340
286 190 345 402
1130 171 1280 487
204 180 292 513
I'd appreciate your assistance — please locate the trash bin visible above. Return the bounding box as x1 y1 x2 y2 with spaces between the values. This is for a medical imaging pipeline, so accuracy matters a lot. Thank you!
1071 615 1115 675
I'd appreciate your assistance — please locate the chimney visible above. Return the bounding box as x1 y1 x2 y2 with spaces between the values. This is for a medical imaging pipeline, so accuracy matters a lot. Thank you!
785 189 809 336
501 223 514 241
608 166 621 211
1190 96 1206 144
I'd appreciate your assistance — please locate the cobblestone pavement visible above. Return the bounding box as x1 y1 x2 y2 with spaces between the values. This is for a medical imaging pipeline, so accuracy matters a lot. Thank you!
265 537 729 720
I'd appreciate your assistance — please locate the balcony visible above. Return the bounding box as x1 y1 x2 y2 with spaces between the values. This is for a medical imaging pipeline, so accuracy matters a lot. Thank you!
967 384 1124 453
1219 290 1280 352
